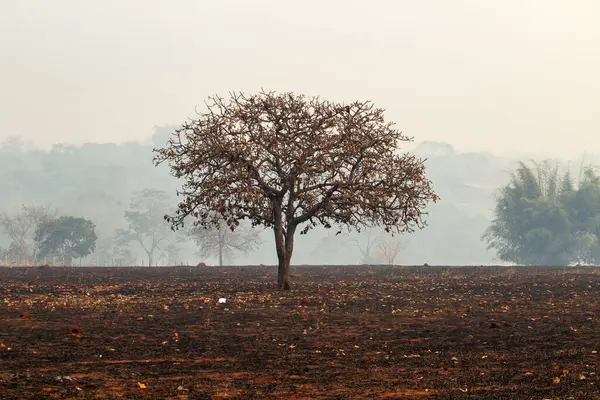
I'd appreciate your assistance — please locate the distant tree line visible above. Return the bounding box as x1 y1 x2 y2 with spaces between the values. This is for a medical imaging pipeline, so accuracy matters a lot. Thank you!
0 127 519 267
0 188 260 267
484 160 600 266
0 205 97 265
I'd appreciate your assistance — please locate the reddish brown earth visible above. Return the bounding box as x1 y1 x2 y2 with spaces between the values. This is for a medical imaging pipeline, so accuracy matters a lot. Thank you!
1 265 600 399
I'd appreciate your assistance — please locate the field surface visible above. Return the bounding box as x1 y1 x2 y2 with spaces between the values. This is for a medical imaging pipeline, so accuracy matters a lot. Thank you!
1 265 600 399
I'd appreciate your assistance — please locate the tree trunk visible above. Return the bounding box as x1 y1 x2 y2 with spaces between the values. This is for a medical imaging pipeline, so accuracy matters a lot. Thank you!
278 255 291 290
272 202 295 290
219 243 224 267
148 253 153 267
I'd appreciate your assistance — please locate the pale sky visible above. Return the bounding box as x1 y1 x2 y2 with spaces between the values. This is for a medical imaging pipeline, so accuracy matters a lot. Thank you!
1 0 599 157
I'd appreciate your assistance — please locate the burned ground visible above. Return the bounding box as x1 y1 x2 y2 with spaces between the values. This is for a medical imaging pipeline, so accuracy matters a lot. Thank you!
1 265 599 399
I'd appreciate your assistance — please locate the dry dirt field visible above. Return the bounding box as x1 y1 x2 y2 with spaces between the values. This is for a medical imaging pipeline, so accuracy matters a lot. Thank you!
1 265 600 399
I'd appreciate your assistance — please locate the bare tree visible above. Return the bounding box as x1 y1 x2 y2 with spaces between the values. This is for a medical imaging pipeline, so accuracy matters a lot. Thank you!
344 227 383 264
93 235 136 266
313 227 383 264
189 215 262 266
154 90 438 289
0 204 57 264
377 234 406 266
158 241 181 266
117 189 173 266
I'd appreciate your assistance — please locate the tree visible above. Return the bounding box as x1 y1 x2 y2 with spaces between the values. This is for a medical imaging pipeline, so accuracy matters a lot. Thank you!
117 189 173 266
189 213 263 266
35 216 97 265
316 227 383 264
345 227 383 264
158 241 182 266
377 234 406 266
331 227 406 265
0 204 57 263
563 167 600 264
483 160 598 266
94 235 137 266
154 91 438 289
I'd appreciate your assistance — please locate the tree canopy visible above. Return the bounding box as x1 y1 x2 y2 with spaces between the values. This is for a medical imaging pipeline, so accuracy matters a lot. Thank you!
35 216 97 265
483 160 600 266
154 90 438 289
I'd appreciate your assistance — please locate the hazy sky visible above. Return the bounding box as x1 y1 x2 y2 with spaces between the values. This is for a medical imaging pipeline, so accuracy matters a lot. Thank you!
1 1 599 157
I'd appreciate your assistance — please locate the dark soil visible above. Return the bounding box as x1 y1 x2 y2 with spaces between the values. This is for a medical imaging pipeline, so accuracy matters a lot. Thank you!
1 265 599 399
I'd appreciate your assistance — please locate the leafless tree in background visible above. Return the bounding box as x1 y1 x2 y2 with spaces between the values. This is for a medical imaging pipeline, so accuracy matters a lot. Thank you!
0 204 57 263
313 227 385 264
117 189 173 267
93 235 136 266
343 227 383 264
189 215 262 266
158 241 182 266
377 234 406 266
